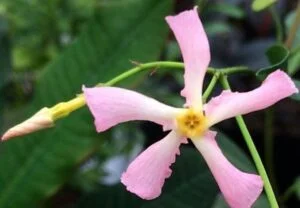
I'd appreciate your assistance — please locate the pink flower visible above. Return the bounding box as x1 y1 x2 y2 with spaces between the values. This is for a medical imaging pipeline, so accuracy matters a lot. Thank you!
83 7 298 208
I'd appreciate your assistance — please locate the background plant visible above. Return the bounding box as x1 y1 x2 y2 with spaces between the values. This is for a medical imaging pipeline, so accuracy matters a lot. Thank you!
0 0 299 207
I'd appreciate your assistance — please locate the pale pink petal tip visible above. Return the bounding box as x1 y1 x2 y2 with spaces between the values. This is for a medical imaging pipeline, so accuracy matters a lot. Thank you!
121 131 183 200
82 86 179 132
1 108 53 141
265 70 298 94
165 7 210 107
223 174 263 208
205 70 298 126
192 131 263 208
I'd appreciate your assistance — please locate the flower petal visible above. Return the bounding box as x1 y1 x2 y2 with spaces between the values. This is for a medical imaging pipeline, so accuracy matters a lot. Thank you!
166 7 210 108
205 70 298 126
121 131 185 200
83 86 181 132
192 131 263 208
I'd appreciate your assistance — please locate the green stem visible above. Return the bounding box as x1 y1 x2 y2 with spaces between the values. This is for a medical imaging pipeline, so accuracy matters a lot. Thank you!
103 62 251 86
221 66 253 75
51 62 251 119
220 75 279 208
270 6 283 43
103 62 185 86
285 1 300 48
202 72 220 103
264 108 278 195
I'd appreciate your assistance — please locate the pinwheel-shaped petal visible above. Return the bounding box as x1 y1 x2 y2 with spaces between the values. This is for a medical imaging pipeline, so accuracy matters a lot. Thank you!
121 131 185 199
83 7 298 208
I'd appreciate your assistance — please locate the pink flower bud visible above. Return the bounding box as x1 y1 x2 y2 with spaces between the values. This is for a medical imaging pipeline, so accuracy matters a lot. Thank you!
1 108 54 141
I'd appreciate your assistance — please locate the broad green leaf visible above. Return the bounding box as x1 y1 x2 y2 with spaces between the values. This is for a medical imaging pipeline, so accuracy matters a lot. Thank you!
1 0 97 71
256 44 290 80
0 17 10 89
77 133 261 208
206 3 245 19
251 0 277 12
0 17 10 128
0 0 172 207
290 79 300 101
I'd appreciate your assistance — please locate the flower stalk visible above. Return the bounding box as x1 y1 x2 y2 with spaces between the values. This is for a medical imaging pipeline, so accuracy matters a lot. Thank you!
1 61 251 141
219 74 279 208
202 72 220 103
45 62 251 122
53 62 250 121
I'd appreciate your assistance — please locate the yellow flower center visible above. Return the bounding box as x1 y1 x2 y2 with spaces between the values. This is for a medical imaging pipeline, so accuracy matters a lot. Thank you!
176 108 207 138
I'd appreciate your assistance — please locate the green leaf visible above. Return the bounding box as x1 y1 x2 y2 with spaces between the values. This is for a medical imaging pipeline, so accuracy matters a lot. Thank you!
288 50 300 75
251 0 277 12
205 22 232 36
256 44 290 80
77 133 262 208
206 3 245 19
0 17 10 127
290 79 300 101
0 17 11 89
0 0 172 207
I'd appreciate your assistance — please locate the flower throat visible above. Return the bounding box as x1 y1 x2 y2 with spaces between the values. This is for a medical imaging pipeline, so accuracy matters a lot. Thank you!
176 108 207 138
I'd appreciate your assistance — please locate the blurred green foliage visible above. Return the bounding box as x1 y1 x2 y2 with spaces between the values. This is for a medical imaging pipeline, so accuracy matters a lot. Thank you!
0 16 10 88
205 3 245 19
0 0 172 207
290 79 300 101
256 44 290 79
286 10 300 76
76 134 267 208
252 0 277 12
0 0 299 207
285 10 300 50
0 0 98 71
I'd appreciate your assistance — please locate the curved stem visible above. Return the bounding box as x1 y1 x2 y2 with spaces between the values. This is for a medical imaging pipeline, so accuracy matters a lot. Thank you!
220 75 279 208
50 62 251 120
222 66 253 75
103 62 251 86
202 72 220 103
104 61 185 86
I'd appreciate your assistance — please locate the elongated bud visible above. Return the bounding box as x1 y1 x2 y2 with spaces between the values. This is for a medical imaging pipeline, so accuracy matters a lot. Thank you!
1 108 54 141
1 96 85 141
